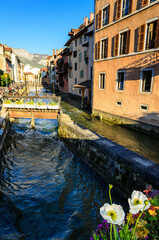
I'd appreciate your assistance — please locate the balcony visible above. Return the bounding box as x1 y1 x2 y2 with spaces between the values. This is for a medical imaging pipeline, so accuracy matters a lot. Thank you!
57 58 64 66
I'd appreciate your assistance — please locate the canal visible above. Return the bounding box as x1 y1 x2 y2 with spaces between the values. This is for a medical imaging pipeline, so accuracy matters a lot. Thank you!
0 117 125 240
0 88 158 239
61 95 159 164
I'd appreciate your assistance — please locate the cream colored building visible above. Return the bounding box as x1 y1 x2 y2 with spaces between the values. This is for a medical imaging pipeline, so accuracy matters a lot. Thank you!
65 13 94 102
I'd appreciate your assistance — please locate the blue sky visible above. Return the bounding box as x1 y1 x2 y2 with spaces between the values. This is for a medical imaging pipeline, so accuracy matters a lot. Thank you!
1 0 94 55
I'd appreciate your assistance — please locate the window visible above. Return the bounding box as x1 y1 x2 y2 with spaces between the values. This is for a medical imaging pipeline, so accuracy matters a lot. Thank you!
140 104 148 112
102 5 110 26
122 0 132 17
75 62 77 71
79 37 82 45
99 73 105 89
138 19 159 51
69 70 72 78
75 78 77 85
73 51 77 58
79 53 82 62
117 101 122 106
84 50 87 58
75 40 77 47
96 10 102 30
119 30 130 55
146 21 157 49
117 71 125 90
140 69 153 92
79 89 81 94
101 38 108 59
80 70 84 78
84 35 88 42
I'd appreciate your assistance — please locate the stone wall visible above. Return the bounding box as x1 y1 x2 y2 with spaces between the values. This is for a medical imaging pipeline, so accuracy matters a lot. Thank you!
0 112 10 151
58 113 159 196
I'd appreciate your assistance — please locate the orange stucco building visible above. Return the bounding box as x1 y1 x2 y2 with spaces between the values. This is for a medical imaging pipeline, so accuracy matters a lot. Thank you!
93 0 159 126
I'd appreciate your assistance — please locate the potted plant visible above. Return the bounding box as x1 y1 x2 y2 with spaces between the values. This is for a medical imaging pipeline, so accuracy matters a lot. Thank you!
14 100 25 108
36 101 47 109
25 100 35 109
3 99 13 108
48 100 59 109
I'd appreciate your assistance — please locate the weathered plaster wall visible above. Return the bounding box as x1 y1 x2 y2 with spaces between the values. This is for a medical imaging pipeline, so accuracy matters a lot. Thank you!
58 114 159 196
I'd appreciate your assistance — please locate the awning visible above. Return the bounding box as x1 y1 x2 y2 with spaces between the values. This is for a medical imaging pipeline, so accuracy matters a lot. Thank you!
74 80 91 89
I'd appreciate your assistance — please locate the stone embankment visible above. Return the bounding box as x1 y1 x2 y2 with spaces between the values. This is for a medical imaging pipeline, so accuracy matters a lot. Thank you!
58 114 159 196
0 112 10 151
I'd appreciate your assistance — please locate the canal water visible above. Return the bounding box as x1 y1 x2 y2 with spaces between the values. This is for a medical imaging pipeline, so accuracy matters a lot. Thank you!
0 118 126 240
61 95 159 164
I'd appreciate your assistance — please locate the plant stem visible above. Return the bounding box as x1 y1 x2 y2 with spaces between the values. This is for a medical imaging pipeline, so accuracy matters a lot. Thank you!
113 224 116 240
126 213 132 234
110 224 113 240
131 209 144 240
109 186 113 205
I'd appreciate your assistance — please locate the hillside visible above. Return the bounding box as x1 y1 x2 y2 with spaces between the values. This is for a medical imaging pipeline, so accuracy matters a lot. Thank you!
13 48 48 68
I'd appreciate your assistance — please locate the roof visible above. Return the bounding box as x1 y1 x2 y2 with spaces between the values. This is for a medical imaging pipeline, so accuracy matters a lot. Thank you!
5 47 12 52
74 80 92 89
65 20 94 46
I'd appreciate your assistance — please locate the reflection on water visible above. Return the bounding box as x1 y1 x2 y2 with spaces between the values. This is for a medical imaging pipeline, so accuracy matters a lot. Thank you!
61 96 159 163
0 118 126 240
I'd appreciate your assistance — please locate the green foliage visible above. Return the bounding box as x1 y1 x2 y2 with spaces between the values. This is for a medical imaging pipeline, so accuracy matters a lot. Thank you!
0 74 11 87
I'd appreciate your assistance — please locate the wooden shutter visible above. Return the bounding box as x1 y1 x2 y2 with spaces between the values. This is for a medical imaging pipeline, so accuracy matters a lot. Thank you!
98 10 102 29
128 0 132 14
138 24 145 51
126 30 131 54
107 5 110 24
96 13 99 30
105 38 108 58
95 43 97 60
116 0 121 20
142 0 148 7
155 19 159 48
97 41 100 59
114 34 119 56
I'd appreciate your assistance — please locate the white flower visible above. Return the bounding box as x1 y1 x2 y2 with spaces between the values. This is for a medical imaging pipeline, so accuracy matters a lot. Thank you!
128 190 151 214
100 203 125 225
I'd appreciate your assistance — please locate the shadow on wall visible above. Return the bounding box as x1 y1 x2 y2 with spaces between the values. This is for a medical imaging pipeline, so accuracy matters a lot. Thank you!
119 51 159 79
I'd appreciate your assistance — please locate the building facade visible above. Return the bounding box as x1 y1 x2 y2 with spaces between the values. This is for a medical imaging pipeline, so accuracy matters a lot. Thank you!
93 0 159 125
65 13 94 102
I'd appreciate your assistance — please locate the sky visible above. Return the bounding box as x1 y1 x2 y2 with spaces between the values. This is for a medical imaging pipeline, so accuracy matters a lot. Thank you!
1 0 94 55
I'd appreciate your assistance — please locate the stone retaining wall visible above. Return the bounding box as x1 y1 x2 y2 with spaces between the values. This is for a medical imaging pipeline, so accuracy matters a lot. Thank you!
58 114 159 196
0 112 10 151
92 109 159 138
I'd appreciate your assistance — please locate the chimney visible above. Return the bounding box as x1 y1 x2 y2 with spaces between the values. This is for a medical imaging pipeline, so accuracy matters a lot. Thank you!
90 12 94 22
53 49 55 55
84 17 88 26
56 49 58 54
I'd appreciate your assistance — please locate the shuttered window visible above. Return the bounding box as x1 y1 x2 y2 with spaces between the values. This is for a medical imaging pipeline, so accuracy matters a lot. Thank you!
97 41 100 59
99 10 102 29
146 21 157 49
122 0 132 17
96 13 99 30
95 41 100 60
119 30 131 55
114 34 119 56
126 30 131 53
138 24 145 51
99 73 105 89
102 5 110 26
155 19 159 48
116 0 121 20
101 38 108 59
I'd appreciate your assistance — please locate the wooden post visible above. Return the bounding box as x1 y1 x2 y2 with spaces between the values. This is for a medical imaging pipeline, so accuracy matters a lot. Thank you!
81 88 85 100
30 112 35 129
